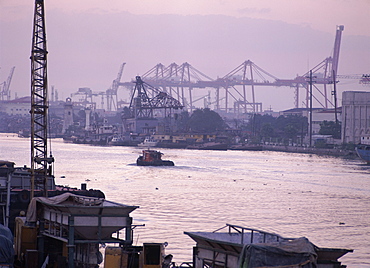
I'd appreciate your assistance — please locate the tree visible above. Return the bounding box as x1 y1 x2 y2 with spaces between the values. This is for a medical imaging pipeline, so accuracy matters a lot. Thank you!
260 123 274 139
121 106 132 119
247 114 276 138
284 124 298 140
274 115 308 142
174 111 190 133
246 114 308 144
319 120 341 139
188 108 226 133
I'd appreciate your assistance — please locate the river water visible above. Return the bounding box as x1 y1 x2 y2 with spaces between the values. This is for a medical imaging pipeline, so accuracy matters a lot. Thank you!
1 133 369 267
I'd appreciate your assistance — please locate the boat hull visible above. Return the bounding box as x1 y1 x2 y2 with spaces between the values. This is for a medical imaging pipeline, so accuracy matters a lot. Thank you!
137 142 157 148
355 145 370 164
228 144 263 151
137 158 174 166
187 142 228 151
136 149 175 166
156 141 187 149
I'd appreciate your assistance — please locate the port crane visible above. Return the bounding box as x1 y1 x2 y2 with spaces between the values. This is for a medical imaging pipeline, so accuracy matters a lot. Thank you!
208 25 346 112
128 76 184 119
337 74 370 85
106 62 126 111
67 63 125 111
135 62 214 112
0 66 15 100
119 25 347 114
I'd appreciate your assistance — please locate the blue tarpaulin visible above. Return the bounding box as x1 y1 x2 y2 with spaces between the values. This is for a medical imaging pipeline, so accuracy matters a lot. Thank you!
0 224 14 265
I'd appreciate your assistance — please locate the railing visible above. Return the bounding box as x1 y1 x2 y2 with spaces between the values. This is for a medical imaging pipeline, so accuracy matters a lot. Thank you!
42 209 131 243
213 224 294 244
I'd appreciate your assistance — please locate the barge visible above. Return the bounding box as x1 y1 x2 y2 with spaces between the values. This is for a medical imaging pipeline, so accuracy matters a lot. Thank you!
12 191 173 268
0 160 104 233
185 224 353 268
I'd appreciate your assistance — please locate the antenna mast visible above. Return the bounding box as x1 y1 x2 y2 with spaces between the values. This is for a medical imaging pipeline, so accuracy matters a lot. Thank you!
30 0 54 198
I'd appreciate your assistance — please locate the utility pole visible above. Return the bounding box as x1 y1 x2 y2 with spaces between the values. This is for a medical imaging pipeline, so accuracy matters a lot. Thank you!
332 70 338 124
30 0 54 198
307 70 315 147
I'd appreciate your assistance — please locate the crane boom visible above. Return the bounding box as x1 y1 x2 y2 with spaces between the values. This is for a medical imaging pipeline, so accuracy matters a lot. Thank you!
114 62 126 89
106 62 126 111
0 66 15 100
332 25 344 78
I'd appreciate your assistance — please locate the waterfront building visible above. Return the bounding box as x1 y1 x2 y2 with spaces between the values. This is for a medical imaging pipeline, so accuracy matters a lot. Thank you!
0 97 30 116
341 91 370 144
124 118 158 135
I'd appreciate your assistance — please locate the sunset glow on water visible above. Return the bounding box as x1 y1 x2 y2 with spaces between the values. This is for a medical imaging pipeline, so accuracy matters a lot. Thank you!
2 133 369 267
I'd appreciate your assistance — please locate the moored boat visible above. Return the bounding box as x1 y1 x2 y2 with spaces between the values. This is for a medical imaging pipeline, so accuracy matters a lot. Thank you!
187 141 228 151
108 135 125 145
355 134 370 164
14 191 173 268
185 223 353 268
355 144 370 164
228 144 263 151
156 140 188 149
108 134 142 146
0 160 105 233
137 149 174 166
137 136 158 148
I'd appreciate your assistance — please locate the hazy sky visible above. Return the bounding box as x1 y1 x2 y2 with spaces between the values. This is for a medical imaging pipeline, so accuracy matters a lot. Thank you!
2 0 369 36
1 0 369 111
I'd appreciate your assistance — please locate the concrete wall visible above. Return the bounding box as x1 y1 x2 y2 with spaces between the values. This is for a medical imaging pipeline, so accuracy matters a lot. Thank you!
342 91 370 144
125 118 158 134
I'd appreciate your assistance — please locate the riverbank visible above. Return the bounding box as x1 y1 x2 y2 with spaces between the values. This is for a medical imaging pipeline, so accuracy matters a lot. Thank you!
262 144 357 158
14 131 359 160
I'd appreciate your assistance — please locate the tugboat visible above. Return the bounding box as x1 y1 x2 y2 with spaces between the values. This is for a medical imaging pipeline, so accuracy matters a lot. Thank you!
137 150 175 166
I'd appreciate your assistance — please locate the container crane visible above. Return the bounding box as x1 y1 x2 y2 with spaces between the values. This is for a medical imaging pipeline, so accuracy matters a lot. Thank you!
0 66 15 100
337 74 370 86
107 62 126 111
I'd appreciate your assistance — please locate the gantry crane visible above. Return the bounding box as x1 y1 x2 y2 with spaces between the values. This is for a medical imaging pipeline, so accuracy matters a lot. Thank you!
30 0 54 198
120 26 347 113
128 76 183 119
0 66 15 100
337 74 370 85
107 62 126 111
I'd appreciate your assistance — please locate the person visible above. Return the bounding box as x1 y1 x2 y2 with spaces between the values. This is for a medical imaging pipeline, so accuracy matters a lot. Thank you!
162 254 173 268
